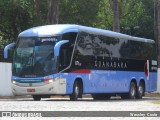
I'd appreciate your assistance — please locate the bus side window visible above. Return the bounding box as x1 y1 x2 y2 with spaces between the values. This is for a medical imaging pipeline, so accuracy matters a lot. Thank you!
59 32 77 71
59 44 72 70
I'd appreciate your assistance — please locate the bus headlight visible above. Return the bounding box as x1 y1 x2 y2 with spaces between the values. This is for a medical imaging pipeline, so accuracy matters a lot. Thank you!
12 80 16 84
48 79 53 83
44 78 53 83
44 76 62 83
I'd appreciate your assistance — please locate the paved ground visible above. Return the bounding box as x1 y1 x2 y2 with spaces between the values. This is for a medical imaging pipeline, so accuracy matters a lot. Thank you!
0 96 160 111
0 96 160 120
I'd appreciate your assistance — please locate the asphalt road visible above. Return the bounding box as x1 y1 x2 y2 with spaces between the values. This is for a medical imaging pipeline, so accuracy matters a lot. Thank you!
0 96 160 120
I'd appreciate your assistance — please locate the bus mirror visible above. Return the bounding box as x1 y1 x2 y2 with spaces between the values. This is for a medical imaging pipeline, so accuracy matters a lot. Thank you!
4 43 15 59
54 40 69 57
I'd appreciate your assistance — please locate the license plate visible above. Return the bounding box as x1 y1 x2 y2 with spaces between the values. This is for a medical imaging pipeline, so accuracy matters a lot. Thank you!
27 89 35 92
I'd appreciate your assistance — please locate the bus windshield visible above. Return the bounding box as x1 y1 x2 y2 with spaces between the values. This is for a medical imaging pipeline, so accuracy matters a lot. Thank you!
13 37 59 77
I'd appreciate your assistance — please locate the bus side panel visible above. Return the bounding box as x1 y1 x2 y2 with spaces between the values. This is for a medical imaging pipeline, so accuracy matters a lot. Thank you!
61 71 157 94
83 70 147 94
57 71 157 95
60 73 88 94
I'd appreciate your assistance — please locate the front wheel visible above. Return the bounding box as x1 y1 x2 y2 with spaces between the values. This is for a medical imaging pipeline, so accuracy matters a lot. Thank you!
32 95 41 101
70 81 81 101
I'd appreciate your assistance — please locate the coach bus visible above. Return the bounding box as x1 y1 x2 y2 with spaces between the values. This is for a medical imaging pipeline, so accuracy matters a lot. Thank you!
4 24 157 101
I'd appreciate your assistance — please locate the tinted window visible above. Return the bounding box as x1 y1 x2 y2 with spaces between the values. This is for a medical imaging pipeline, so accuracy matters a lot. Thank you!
59 32 77 70
77 32 121 57
77 32 156 60
120 40 156 60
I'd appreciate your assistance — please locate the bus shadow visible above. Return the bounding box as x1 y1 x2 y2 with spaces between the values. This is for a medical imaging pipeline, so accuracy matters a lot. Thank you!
42 96 160 102
1 96 159 102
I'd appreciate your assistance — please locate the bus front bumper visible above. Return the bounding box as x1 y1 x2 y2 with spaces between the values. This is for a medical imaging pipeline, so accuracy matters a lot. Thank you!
12 79 66 95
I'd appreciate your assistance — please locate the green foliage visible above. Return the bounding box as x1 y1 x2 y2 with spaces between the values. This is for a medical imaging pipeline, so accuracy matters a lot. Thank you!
59 0 101 27
96 0 113 30
120 0 154 39
0 0 33 41
0 0 33 62
0 0 155 43
0 0 154 41
152 100 160 104
0 0 155 62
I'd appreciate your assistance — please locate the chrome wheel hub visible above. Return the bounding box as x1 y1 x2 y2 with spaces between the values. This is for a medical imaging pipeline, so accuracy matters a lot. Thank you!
75 86 79 96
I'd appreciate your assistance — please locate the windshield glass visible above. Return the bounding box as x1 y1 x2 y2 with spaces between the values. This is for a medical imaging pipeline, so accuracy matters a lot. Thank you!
13 37 59 77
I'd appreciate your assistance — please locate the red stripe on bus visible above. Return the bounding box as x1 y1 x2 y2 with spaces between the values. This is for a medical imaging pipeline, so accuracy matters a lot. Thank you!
72 69 90 74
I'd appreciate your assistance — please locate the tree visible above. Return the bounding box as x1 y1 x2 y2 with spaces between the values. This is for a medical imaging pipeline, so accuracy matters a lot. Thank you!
47 0 59 24
59 0 101 27
99 0 142 33
112 0 120 32
33 0 41 22
0 0 155 41
0 0 32 41
154 0 160 67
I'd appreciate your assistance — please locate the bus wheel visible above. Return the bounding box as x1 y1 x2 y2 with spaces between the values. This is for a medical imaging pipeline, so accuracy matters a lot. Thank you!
136 82 144 99
70 81 81 101
32 95 41 101
128 82 136 99
92 94 111 100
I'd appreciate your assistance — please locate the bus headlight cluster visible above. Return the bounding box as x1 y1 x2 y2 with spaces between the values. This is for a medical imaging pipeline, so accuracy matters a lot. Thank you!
48 79 53 83
44 78 54 83
12 80 16 84
44 76 62 83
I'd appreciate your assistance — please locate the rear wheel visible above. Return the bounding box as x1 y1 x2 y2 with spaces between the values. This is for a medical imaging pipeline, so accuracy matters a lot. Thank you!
70 81 82 101
121 82 137 99
128 82 137 99
136 82 144 99
32 95 41 101
92 94 111 100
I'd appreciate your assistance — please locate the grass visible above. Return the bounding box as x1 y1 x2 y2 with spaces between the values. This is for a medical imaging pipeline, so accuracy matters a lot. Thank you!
152 101 160 104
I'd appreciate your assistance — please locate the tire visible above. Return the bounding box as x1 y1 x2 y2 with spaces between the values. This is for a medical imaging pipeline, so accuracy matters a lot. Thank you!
70 81 82 101
32 95 41 101
136 82 144 99
128 82 137 99
92 94 111 100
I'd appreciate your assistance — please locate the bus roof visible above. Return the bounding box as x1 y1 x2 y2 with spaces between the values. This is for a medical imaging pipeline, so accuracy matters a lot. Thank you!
18 24 154 43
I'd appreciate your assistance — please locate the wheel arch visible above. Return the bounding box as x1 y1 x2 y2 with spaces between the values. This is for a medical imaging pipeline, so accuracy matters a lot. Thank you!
73 77 84 94
131 79 137 85
130 78 137 90
70 77 84 100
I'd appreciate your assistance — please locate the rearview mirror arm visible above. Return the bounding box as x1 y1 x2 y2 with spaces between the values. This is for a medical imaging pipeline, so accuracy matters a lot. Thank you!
4 43 15 59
